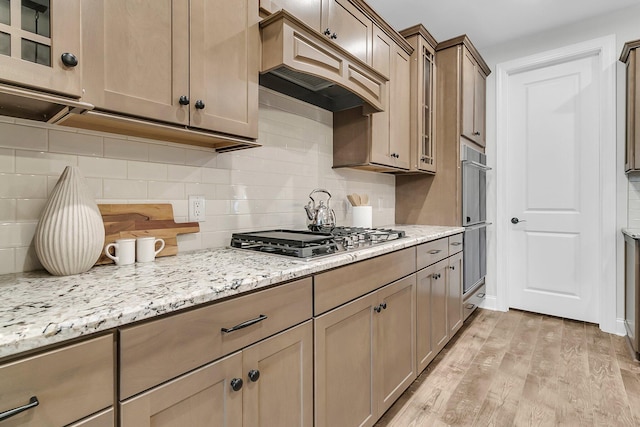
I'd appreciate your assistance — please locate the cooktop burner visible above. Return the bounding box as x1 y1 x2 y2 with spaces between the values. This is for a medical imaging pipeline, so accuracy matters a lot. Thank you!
230 227 406 260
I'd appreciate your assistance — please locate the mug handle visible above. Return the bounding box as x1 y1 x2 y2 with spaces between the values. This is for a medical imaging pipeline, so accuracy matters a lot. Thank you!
154 239 166 256
104 243 119 262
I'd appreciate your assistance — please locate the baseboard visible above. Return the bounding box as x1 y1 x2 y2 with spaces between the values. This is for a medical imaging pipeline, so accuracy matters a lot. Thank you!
479 295 503 311
615 318 627 336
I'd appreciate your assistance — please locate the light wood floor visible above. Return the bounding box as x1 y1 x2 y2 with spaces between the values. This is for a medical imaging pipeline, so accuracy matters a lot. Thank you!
376 308 640 427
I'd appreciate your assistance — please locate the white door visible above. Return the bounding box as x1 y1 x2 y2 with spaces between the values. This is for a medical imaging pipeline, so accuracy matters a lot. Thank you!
505 52 601 322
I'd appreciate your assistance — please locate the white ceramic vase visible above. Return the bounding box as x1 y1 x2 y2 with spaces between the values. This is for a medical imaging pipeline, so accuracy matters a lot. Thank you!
34 166 105 276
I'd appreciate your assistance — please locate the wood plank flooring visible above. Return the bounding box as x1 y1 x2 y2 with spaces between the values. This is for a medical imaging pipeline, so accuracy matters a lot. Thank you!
375 309 640 427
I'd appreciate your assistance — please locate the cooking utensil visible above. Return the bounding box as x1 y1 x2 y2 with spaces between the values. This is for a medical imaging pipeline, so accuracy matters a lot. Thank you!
304 189 336 232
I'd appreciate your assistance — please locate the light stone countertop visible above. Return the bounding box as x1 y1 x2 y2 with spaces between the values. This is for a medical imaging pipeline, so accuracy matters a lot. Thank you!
0 225 463 360
622 228 640 239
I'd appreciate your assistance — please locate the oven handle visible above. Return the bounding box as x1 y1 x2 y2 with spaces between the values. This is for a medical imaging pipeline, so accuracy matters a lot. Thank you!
462 160 492 171
464 222 492 231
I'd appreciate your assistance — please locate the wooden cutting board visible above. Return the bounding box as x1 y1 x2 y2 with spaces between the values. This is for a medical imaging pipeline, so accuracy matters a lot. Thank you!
96 204 200 265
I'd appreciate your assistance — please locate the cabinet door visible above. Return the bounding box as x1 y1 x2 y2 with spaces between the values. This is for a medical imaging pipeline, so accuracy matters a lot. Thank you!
474 67 487 147
416 263 436 372
315 292 377 427
322 0 371 64
81 0 189 125
370 27 391 166
190 0 259 138
625 50 636 171
431 259 450 354
461 47 477 143
447 251 464 337
243 321 313 427
120 352 243 427
388 46 411 169
375 275 416 415
0 0 81 96
418 42 436 172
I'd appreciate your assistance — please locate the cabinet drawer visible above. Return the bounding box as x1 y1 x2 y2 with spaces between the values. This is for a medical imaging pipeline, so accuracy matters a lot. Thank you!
463 283 486 320
449 233 463 255
120 278 313 399
416 238 449 270
0 335 114 427
314 247 416 315
69 408 114 427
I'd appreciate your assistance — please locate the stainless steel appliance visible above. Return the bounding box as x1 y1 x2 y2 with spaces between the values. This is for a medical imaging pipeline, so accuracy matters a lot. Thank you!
461 145 490 316
230 227 406 260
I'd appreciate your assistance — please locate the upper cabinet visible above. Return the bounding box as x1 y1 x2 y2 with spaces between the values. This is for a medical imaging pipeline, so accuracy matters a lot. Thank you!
400 24 438 174
621 39 640 173
461 46 487 147
76 0 259 147
0 0 81 97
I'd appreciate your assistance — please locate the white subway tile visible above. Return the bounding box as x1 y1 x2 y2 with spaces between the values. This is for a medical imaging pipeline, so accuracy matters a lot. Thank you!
170 200 189 218
148 181 185 200
0 122 48 150
16 199 47 222
205 199 231 215
104 138 149 161
128 161 168 181
185 149 217 168
78 156 128 178
85 177 103 199
0 223 20 248
0 248 15 274
15 150 77 175
202 168 231 184
177 232 202 252
49 130 103 156
16 222 37 246
148 144 186 164
185 183 216 198
0 199 16 221
0 148 14 172
168 164 202 183
103 179 147 199
201 230 232 248
14 245 42 272
0 174 48 198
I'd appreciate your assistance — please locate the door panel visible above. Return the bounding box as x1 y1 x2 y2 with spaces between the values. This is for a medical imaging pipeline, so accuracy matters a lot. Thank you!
507 53 600 322
323 0 371 64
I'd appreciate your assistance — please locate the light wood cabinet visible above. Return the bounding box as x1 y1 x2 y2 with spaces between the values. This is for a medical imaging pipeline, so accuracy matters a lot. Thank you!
447 251 464 337
621 40 640 172
0 0 81 97
76 0 259 148
0 335 114 427
314 274 416 427
121 321 313 427
400 24 438 174
461 46 487 147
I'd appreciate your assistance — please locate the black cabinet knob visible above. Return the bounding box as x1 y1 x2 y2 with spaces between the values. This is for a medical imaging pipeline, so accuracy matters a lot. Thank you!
179 95 190 106
230 378 243 391
374 305 382 313
248 369 260 382
195 100 206 110
61 52 78 67
323 28 331 36
450 265 455 270
330 33 338 39
380 302 387 310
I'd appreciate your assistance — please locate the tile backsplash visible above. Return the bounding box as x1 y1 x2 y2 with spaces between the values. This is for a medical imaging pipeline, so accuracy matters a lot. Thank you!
0 88 395 274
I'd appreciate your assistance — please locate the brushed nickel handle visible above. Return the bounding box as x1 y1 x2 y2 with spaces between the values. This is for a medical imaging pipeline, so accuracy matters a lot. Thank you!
427 249 441 254
450 242 462 246
0 396 39 421
466 303 475 310
221 314 267 333
477 293 485 298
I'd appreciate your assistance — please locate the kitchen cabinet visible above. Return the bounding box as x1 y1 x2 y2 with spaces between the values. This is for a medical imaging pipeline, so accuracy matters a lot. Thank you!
333 37 411 172
621 39 640 172
121 321 313 427
400 24 438 174
396 35 490 225
0 0 81 97
624 232 640 360
72 0 259 150
461 46 487 147
0 335 114 427
314 274 416 427
415 235 464 372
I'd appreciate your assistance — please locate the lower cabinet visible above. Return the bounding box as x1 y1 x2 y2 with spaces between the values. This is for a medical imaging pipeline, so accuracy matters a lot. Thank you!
314 274 416 427
120 321 313 427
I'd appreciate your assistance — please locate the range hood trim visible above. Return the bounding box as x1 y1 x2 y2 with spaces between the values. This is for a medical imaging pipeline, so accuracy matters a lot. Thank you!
260 10 388 113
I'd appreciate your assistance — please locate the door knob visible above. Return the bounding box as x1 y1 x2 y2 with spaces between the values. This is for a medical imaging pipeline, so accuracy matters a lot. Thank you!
248 369 260 382
179 95 190 105
195 100 206 110
230 378 243 391
61 52 78 67
511 217 526 224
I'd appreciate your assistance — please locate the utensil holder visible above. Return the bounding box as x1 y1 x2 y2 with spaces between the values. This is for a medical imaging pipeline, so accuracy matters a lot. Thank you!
352 206 372 228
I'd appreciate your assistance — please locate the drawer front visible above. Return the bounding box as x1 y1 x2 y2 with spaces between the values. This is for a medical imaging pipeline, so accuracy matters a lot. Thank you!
463 283 486 320
416 238 449 270
448 233 463 255
120 277 313 399
314 247 416 315
69 408 114 427
0 335 114 427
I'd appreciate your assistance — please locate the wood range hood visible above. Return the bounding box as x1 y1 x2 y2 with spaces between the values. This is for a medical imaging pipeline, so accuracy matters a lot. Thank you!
260 10 388 113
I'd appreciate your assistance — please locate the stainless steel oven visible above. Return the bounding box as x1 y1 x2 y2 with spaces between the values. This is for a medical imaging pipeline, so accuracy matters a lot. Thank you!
461 145 490 298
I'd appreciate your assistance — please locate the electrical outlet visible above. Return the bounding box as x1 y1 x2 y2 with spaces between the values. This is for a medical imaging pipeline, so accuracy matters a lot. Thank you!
188 195 206 222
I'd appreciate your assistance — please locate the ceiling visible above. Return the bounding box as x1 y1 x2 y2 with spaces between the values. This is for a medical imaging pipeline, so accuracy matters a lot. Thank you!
366 0 640 50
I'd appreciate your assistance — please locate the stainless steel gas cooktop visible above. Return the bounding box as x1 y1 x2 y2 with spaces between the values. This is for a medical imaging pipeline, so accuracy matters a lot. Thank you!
230 227 406 260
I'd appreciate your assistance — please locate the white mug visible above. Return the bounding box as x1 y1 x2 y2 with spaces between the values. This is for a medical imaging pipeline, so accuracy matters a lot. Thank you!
136 237 165 263
104 238 136 266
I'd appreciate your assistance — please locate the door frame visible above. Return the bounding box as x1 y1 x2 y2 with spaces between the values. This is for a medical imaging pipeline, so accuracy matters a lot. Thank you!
494 35 618 333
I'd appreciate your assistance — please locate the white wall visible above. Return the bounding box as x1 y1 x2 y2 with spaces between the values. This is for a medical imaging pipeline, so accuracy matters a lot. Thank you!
0 88 396 274
480 4 640 322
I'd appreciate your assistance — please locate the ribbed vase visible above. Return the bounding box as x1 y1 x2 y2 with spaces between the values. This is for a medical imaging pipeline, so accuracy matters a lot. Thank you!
34 166 105 276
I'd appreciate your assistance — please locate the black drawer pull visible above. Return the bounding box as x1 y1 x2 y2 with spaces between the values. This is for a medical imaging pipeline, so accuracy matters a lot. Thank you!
450 242 462 246
0 396 39 421
221 314 267 333
466 304 475 310
427 249 441 255
477 293 485 298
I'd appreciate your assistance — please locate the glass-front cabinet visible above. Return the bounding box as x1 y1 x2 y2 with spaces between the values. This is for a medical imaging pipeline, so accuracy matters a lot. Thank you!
420 45 435 172
0 0 81 97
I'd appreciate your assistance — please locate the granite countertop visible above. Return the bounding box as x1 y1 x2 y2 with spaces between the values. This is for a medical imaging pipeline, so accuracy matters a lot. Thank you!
623 228 640 239
0 225 463 360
